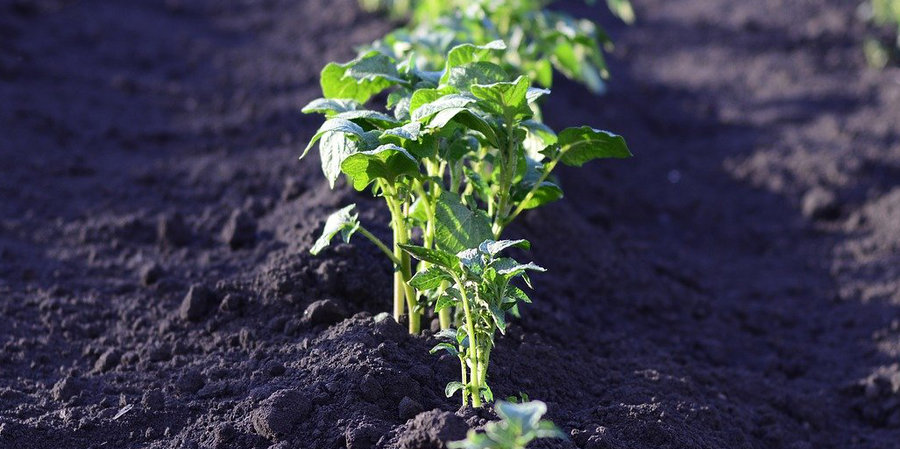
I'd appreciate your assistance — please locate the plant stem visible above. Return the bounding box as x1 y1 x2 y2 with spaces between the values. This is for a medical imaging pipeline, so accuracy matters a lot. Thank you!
459 355 469 407
356 226 402 266
453 273 482 407
492 114 519 237
501 155 560 234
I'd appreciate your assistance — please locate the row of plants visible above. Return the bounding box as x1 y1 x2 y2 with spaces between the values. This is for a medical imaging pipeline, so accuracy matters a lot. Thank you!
298 2 632 443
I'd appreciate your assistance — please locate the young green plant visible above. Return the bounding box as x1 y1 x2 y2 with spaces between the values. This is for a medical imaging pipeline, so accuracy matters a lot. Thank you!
303 43 630 335
449 400 565 449
403 239 543 407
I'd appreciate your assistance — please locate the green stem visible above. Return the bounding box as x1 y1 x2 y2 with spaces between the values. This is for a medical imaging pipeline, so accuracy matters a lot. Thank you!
357 226 401 266
492 115 519 237
453 273 482 408
459 354 469 407
500 156 561 234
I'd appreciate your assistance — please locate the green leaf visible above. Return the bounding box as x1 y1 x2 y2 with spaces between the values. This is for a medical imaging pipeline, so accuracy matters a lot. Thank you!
430 342 459 356
491 259 546 276
444 62 509 92
399 244 460 270
310 204 359 255
470 76 530 115
478 239 531 257
550 126 631 167
521 120 557 160
434 191 493 253
408 88 444 117
301 118 372 160
490 304 508 334
445 381 466 398
504 285 532 304
410 94 476 122
318 131 365 189
301 98 360 116
435 294 457 312
426 108 499 148
380 121 422 143
335 110 399 129
340 144 420 190
440 40 507 85
320 52 402 104
520 181 563 210
435 328 457 341
408 268 452 290
495 400 547 432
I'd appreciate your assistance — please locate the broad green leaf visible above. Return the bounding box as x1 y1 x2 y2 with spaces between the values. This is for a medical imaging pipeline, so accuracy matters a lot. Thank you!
434 191 493 253
495 400 547 432
408 88 443 117
490 304 507 334
340 144 419 191
399 244 460 269
520 181 563 209
335 110 399 129
521 120 557 160
444 62 509 92
301 118 371 160
409 267 452 290
320 52 402 104
549 126 631 167
426 108 500 148
380 121 421 143
310 204 359 255
470 76 530 115
440 40 507 85
430 342 459 356
478 239 530 257
445 381 466 398
435 294 457 312
410 94 476 122
504 285 532 304
435 328 457 341
301 98 360 116
319 131 364 189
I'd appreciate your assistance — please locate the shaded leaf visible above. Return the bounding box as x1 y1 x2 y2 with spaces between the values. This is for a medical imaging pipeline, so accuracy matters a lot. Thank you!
340 144 420 190
310 204 359 255
434 192 493 253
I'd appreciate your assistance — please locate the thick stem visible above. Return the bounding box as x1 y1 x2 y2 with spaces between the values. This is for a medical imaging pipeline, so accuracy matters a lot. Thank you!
392 228 405 323
492 116 520 237
459 355 469 407
453 273 482 407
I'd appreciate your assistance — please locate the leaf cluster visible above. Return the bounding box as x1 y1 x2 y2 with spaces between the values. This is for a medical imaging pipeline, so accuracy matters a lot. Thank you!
449 400 565 449
406 239 544 406
362 0 634 94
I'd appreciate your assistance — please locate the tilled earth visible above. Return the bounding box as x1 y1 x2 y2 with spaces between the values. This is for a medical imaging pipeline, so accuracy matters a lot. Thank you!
1 0 899 448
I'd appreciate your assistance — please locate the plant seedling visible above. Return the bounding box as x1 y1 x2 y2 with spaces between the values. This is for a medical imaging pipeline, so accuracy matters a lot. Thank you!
449 400 566 449
403 239 544 407
302 43 630 335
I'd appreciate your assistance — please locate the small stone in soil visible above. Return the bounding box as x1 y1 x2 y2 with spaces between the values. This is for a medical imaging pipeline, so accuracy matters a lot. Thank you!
51 376 82 402
141 389 165 411
802 187 840 220
251 389 310 441
157 212 191 247
398 396 423 421
139 263 164 286
221 209 256 250
302 299 346 326
174 369 204 395
179 284 217 322
93 348 122 373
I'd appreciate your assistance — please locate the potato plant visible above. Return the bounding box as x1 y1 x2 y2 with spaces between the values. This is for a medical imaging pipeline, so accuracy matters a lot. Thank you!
403 239 544 407
449 400 565 448
363 0 633 94
302 42 630 334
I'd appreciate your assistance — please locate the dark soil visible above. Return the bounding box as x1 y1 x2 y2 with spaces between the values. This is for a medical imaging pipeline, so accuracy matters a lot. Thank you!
1 0 899 448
